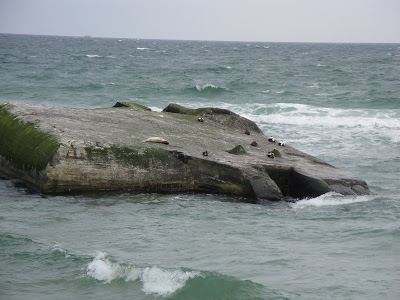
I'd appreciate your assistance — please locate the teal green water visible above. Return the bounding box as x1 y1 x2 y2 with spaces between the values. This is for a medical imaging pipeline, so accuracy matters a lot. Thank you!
0 34 399 299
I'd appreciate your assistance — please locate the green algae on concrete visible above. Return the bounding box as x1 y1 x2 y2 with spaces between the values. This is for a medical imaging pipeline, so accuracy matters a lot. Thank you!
271 149 282 158
0 105 60 171
227 145 247 155
85 145 178 169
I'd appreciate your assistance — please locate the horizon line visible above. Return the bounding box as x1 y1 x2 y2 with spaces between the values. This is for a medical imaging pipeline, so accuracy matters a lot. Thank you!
1 32 399 45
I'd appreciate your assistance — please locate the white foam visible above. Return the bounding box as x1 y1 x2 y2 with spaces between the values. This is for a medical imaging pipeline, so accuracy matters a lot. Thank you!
87 252 125 283
291 192 375 209
87 252 199 296
86 54 102 58
149 106 162 112
137 47 149 50
141 266 198 295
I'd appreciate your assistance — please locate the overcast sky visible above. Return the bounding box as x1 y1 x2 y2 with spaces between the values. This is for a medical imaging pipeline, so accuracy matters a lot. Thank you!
1 0 399 43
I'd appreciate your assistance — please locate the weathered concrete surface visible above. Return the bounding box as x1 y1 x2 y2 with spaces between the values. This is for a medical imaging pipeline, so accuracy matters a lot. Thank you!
0 101 372 201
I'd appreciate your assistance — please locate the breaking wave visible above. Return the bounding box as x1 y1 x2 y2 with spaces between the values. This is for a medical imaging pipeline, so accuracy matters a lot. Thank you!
86 252 200 296
186 84 228 95
85 252 278 298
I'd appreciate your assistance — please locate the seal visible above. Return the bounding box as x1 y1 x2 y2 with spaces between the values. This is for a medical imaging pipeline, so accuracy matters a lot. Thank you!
278 141 285 146
267 151 275 158
244 129 250 135
268 136 276 143
202 151 208 156
143 137 169 145
251 141 258 147
198 117 204 122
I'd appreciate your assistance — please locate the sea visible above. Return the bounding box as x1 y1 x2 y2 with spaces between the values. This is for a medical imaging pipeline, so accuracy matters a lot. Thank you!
0 34 399 299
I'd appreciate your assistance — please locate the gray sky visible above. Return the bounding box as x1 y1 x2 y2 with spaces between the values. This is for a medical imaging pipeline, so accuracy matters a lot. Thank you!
1 0 399 43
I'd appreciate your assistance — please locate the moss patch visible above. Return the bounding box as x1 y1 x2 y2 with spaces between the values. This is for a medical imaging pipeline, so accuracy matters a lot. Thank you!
85 146 110 161
113 102 151 111
0 105 60 171
271 149 282 158
85 145 178 169
227 145 247 155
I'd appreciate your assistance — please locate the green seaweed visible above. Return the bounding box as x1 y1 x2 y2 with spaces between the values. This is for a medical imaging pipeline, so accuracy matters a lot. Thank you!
0 105 60 171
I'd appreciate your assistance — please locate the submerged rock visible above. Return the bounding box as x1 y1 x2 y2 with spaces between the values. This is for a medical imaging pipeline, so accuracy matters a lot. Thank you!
0 102 373 201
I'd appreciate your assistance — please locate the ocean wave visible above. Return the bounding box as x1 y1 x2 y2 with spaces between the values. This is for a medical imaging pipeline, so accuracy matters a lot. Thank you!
186 84 228 95
225 102 400 144
85 252 278 299
171 270 278 300
86 252 200 296
291 192 376 209
51 242 71 258
204 66 234 73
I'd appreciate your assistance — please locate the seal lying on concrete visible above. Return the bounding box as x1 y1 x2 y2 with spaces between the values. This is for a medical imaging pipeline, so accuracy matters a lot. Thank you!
143 137 169 145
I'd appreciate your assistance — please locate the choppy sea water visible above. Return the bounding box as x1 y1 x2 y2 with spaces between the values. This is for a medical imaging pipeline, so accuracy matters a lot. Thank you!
0 34 399 299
